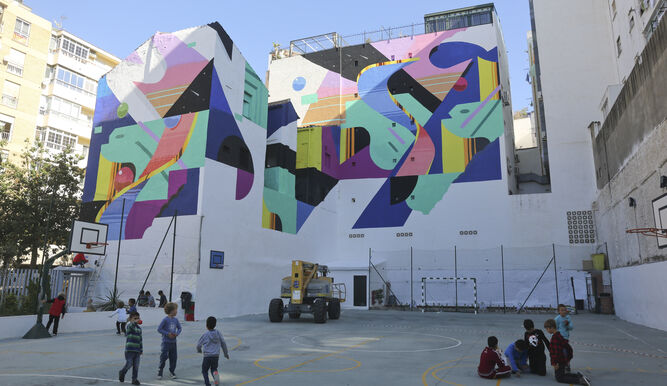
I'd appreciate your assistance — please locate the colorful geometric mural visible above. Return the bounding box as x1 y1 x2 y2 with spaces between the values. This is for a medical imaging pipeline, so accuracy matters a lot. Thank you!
264 28 504 233
82 23 267 240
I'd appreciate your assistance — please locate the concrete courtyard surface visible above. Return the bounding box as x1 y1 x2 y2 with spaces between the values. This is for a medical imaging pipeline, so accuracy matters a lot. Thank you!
0 310 665 386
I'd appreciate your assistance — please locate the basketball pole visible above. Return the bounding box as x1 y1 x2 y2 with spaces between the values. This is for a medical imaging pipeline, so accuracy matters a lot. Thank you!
169 210 177 302
113 199 126 305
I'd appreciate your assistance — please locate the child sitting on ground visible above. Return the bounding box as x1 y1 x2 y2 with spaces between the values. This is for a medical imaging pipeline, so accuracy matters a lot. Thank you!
196 316 230 386
118 311 143 385
524 319 550 376
110 301 128 335
544 319 591 385
504 339 529 376
477 336 512 379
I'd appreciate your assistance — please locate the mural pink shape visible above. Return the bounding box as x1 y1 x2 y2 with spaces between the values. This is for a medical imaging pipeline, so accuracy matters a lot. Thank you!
139 113 195 179
396 127 435 176
317 71 358 99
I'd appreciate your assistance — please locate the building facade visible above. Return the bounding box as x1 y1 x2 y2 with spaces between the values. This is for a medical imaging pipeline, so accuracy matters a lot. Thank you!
0 0 119 165
79 5 606 320
530 0 666 330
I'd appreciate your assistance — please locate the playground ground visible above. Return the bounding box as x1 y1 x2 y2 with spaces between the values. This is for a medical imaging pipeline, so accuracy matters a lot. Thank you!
0 309 665 385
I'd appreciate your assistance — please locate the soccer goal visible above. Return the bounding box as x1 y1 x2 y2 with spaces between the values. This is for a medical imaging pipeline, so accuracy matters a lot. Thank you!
420 277 478 314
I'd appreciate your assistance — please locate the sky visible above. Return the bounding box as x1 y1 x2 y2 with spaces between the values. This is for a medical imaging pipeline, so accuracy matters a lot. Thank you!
27 0 534 111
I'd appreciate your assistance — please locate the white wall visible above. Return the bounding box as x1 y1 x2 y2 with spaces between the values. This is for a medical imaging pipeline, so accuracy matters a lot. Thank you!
517 148 542 175
611 261 667 331
514 116 537 149
0 308 168 341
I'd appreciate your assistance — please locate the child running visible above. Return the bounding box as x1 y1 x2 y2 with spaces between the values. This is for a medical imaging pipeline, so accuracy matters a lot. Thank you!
477 336 512 379
523 318 550 376
196 316 230 386
110 301 128 335
118 311 142 385
157 302 181 379
544 319 591 385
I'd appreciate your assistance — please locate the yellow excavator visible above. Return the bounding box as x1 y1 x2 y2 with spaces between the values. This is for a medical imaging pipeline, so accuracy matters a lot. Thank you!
269 260 346 323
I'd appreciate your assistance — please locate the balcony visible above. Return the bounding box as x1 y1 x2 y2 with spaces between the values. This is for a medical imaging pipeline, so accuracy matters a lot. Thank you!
51 49 112 80
6 62 23 77
1 130 10 141
44 110 93 139
50 79 97 108
1 95 17 108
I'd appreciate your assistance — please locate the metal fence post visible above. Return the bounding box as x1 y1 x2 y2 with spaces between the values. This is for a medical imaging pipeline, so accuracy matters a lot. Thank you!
410 246 413 310
454 245 458 312
501 244 506 313
553 243 559 306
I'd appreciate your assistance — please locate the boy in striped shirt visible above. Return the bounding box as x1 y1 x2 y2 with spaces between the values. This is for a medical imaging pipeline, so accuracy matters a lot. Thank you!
119 311 143 385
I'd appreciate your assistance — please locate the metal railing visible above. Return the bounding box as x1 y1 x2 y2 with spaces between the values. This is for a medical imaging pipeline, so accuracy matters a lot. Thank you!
286 22 428 56
6 62 23 77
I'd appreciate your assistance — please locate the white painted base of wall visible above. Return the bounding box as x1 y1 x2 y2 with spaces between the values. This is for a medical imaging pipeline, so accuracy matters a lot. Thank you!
0 307 175 341
611 261 667 332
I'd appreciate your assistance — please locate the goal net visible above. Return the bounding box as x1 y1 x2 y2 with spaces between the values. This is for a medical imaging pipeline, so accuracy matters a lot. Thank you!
420 277 478 314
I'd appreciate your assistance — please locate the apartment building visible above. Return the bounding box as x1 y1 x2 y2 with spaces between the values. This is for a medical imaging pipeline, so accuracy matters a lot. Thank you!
0 0 119 165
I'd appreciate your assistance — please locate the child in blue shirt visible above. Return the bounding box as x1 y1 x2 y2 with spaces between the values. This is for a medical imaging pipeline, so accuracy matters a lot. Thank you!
196 316 230 386
504 339 529 376
555 304 573 340
157 302 181 379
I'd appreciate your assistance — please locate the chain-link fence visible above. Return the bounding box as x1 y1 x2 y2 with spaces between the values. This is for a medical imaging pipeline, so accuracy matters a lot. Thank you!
369 244 597 313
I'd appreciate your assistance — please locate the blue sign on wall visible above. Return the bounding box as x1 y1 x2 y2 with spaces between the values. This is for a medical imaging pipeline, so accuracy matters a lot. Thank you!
210 250 224 269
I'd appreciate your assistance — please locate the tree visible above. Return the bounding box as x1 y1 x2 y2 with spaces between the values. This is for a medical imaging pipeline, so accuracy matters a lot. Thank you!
0 141 84 267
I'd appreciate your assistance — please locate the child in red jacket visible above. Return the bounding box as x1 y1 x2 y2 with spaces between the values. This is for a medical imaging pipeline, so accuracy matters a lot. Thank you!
544 319 591 385
43 292 67 336
478 336 512 379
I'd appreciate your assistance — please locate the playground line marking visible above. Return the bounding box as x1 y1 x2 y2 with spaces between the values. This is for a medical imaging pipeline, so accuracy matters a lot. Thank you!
235 336 381 385
0 373 160 385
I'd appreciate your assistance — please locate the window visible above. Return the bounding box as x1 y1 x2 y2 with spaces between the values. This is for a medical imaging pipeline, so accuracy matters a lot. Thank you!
425 6 493 33
56 67 95 95
60 37 89 61
49 96 82 119
49 36 60 52
2 80 20 108
0 120 11 141
0 149 8 164
6 48 25 77
13 18 30 43
36 127 77 150
616 36 622 56
44 65 55 80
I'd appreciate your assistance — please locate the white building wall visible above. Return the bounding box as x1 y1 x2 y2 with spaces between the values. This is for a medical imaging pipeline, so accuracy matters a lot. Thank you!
513 116 536 149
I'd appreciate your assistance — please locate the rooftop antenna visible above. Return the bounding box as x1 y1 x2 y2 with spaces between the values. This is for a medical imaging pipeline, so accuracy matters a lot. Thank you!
53 15 67 30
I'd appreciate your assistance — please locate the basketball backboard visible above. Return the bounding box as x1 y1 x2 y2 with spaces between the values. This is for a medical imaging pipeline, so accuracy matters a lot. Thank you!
652 193 667 249
69 220 109 255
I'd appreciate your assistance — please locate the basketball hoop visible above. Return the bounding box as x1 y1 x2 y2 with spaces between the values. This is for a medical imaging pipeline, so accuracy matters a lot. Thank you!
626 228 667 238
85 242 109 249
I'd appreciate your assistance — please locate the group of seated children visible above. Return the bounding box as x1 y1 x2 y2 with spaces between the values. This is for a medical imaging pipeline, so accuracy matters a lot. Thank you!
478 305 591 385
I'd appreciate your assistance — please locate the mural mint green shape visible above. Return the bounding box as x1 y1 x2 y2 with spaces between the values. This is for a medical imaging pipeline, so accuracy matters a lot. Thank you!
441 100 503 140
342 99 414 170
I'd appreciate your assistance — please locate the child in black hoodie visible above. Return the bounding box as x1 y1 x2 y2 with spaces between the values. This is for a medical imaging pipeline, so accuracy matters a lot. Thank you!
523 319 550 376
